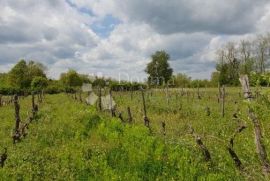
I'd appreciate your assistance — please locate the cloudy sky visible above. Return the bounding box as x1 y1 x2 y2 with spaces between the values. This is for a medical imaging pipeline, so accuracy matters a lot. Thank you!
0 0 270 81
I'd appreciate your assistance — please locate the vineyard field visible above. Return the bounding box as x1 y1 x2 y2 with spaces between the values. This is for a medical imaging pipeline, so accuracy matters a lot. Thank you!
0 87 270 180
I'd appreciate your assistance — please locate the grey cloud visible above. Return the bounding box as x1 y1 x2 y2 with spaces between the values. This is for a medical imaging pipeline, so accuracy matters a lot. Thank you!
156 33 213 60
0 0 98 73
0 0 269 80
113 0 269 35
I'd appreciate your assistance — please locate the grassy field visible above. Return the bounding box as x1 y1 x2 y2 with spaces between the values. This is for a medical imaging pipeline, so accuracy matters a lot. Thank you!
0 87 270 180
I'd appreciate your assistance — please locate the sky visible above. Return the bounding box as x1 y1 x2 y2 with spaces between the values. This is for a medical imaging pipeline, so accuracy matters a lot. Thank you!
0 0 270 81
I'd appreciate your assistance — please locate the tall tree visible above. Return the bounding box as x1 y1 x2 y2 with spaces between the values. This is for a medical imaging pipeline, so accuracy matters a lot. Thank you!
216 42 240 85
31 76 48 92
60 69 83 88
7 60 47 90
28 61 47 79
239 40 254 75
145 50 173 86
255 34 270 74
8 60 30 89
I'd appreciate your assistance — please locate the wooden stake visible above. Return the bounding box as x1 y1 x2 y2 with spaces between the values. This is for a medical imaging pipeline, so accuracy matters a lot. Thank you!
165 85 169 105
0 148 7 168
161 121 166 136
221 85 225 117
239 75 270 174
31 92 38 119
141 88 150 128
127 107 133 123
227 124 246 170
109 89 115 117
190 126 211 162
197 86 201 99
98 87 102 111
13 95 21 143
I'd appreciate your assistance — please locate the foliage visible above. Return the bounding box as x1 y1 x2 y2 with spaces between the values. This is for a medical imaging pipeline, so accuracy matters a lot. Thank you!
60 69 83 89
0 93 249 179
171 73 191 87
31 76 48 92
215 33 270 86
110 81 146 91
92 77 107 88
8 60 30 89
45 80 65 94
210 72 220 87
3 60 47 93
145 51 173 86
250 72 270 87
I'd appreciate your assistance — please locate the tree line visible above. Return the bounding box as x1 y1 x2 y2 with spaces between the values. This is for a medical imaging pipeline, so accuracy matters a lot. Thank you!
1 33 270 95
0 60 145 95
213 33 270 86
145 34 270 87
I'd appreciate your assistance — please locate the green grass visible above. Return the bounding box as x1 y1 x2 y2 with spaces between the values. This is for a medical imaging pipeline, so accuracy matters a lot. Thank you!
0 88 269 180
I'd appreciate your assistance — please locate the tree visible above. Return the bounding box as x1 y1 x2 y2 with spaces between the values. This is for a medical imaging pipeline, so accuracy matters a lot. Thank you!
254 34 270 74
7 60 47 91
60 69 83 88
210 71 220 86
216 42 241 85
31 76 48 92
0 73 8 87
8 60 30 89
145 50 173 86
172 73 191 87
92 77 107 88
239 40 254 75
28 61 47 79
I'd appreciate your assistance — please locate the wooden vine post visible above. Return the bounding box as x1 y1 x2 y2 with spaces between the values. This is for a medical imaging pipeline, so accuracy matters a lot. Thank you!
221 85 225 117
98 87 102 111
217 83 221 103
239 75 270 174
130 87 133 100
141 88 150 128
189 126 211 162
197 86 201 100
127 107 133 123
161 121 166 136
165 85 169 105
13 95 21 144
227 124 246 170
109 89 115 117
31 92 38 119
0 148 7 168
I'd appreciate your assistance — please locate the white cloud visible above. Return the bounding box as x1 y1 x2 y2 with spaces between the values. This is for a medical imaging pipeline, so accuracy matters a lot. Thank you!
0 0 270 80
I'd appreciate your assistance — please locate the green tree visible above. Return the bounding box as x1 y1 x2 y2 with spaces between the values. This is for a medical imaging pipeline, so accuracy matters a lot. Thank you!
8 60 30 89
145 51 173 86
60 69 83 88
93 77 107 88
28 61 47 79
0 73 8 87
172 73 191 87
31 76 48 92
7 60 47 90
210 71 220 86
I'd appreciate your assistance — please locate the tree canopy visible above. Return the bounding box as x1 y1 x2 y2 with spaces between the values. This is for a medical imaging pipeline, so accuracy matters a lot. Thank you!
60 69 83 88
7 60 47 90
31 76 48 92
145 50 173 86
215 33 270 86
